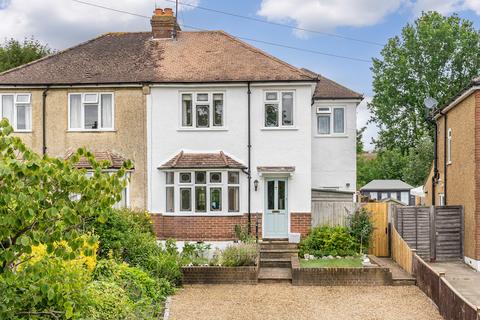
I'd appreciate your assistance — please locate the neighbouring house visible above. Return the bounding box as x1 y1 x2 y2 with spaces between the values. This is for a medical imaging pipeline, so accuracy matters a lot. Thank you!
0 8 362 244
360 179 414 205
424 76 480 271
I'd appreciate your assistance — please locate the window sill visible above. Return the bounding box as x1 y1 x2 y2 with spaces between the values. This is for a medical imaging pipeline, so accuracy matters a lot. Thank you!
162 212 243 217
177 127 228 132
261 127 298 131
314 134 348 138
13 130 33 133
67 129 116 133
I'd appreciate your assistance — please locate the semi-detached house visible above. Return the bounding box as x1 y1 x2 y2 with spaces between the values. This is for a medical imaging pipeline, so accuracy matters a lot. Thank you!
0 8 362 243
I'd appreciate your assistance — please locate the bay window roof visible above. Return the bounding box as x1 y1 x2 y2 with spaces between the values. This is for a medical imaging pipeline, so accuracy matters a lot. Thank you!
160 151 245 169
64 150 130 170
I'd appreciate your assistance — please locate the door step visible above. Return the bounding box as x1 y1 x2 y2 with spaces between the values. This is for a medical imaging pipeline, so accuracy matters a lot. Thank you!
258 267 292 283
392 278 416 286
260 258 291 268
260 249 298 259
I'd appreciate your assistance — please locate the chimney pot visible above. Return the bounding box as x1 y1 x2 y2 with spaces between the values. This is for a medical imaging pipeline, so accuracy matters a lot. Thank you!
151 7 181 39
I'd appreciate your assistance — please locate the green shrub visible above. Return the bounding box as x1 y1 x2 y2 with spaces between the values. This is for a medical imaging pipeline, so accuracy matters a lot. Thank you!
84 281 135 320
299 226 359 257
349 208 374 254
221 244 258 267
233 224 256 243
144 253 182 286
181 242 211 266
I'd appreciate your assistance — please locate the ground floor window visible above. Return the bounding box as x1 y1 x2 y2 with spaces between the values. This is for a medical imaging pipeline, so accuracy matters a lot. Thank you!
165 170 240 214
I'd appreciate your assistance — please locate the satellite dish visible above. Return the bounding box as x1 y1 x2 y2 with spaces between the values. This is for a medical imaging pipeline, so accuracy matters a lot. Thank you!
424 97 438 110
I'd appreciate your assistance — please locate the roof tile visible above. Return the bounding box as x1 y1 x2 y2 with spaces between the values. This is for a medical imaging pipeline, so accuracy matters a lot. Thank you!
160 151 245 169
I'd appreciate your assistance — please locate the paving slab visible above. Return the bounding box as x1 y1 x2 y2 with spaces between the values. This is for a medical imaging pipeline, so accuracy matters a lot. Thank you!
429 261 480 307
169 284 442 320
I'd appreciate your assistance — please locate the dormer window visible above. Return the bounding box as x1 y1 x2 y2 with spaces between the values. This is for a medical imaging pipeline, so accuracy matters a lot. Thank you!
181 92 224 129
69 93 114 131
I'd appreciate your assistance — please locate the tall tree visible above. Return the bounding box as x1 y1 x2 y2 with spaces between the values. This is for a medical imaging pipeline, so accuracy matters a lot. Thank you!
369 12 480 153
0 37 52 73
356 126 367 154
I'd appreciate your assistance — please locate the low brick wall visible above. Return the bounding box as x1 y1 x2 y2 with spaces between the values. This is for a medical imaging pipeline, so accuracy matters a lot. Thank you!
291 256 393 286
181 265 259 284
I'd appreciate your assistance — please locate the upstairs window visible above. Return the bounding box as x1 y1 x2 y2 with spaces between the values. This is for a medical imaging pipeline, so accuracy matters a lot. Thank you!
264 91 294 128
316 106 345 135
181 92 224 129
1 93 32 131
69 93 114 130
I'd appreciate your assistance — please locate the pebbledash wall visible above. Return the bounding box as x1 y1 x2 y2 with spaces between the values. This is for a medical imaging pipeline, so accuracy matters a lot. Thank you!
147 83 315 240
0 87 148 209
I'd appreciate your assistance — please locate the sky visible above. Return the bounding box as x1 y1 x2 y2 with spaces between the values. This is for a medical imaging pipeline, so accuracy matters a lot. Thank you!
0 0 479 150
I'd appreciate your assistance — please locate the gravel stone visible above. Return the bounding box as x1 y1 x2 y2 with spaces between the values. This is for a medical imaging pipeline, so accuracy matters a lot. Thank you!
169 284 442 320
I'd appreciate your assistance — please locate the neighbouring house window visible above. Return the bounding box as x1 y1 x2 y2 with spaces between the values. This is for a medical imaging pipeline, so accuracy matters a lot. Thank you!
369 192 378 200
316 106 345 135
447 128 452 164
264 91 295 128
69 93 114 130
180 92 224 128
0 93 32 131
167 170 240 213
439 193 445 206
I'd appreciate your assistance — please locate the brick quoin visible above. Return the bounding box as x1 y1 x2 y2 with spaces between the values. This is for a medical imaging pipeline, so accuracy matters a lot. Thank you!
151 212 311 241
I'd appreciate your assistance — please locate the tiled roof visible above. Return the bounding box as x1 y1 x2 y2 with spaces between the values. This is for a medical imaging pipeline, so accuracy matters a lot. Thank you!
160 151 246 169
0 31 315 85
302 68 363 100
65 150 129 169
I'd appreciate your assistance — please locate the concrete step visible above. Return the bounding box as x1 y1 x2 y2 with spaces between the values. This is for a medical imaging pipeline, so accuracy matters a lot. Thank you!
392 278 416 286
260 243 298 250
260 249 299 259
258 267 292 283
260 258 291 268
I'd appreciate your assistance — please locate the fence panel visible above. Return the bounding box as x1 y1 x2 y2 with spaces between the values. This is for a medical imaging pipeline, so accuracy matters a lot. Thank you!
391 225 413 275
435 206 463 261
311 202 358 227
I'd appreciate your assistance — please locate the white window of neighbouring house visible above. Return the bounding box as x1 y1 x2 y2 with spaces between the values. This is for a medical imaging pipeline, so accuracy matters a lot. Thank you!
0 93 32 131
166 170 240 214
439 193 445 206
316 106 346 135
180 92 224 129
69 93 114 130
264 91 294 128
447 128 452 164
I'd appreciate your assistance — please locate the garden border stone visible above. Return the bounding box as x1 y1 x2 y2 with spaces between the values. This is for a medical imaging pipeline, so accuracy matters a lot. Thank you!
291 256 393 286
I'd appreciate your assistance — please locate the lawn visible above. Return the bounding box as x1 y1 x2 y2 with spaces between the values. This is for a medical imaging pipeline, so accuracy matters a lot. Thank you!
300 257 363 268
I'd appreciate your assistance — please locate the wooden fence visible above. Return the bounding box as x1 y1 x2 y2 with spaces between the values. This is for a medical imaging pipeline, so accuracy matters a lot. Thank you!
414 254 479 320
391 225 414 275
394 206 463 262
364 202 389 257
311 201 358 227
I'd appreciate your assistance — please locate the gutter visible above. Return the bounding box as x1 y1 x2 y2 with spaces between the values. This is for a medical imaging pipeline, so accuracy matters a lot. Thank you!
42 86 50 155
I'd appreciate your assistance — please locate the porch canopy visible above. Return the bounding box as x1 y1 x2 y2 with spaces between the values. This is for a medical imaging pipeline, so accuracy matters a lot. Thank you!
257 166 295 177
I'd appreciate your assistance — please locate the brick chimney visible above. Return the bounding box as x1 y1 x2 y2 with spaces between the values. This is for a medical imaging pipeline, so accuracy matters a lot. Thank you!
151 7 181 39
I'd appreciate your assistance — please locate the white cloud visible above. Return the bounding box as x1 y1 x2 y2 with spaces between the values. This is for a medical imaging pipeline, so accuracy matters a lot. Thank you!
257 0 405 36
412 0 464 15
0 0 198 49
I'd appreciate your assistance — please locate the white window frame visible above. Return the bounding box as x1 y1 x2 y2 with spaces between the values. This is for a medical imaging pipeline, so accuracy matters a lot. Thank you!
447 128 452 165
166 170 241 215
0 93 32 132
262 90 296 129
68 92 115 131
178 91 226 130
316 105 346 136
439 193 445 206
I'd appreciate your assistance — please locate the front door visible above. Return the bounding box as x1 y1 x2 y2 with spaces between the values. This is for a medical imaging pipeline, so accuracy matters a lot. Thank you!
264 178 288 238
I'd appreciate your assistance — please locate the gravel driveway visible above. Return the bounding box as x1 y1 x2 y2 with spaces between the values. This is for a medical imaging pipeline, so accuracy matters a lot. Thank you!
168 284 442 320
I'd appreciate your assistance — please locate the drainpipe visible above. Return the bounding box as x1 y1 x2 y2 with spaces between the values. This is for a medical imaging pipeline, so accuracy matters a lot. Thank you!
432 121 438 206
247 82 252 238
444 114 448 205
42 87 49 155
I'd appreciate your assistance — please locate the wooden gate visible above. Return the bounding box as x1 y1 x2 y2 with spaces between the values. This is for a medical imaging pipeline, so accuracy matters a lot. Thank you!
363 202 389 257
395 206 463 261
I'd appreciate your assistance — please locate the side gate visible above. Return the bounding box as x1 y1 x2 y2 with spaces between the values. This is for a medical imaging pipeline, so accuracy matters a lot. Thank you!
394 206 463 262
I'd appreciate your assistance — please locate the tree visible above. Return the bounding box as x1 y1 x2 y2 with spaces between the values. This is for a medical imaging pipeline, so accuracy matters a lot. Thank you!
0 119 131 272
0 37 53 73
403 135 434 186
356 127 366 154
369 12 480 153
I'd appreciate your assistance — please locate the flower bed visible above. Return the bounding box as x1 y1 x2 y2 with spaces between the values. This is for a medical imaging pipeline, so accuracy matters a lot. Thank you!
291 256 393 286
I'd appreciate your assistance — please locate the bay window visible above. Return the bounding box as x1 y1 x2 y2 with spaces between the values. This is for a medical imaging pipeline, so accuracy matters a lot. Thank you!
1 93 32 131
181 92 224 129
264 91 294 128
165 170 240 214
316 106 345 135
69 93 114 130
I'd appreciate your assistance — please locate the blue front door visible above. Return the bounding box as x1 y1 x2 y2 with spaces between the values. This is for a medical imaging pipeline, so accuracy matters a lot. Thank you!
264 178 288 238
